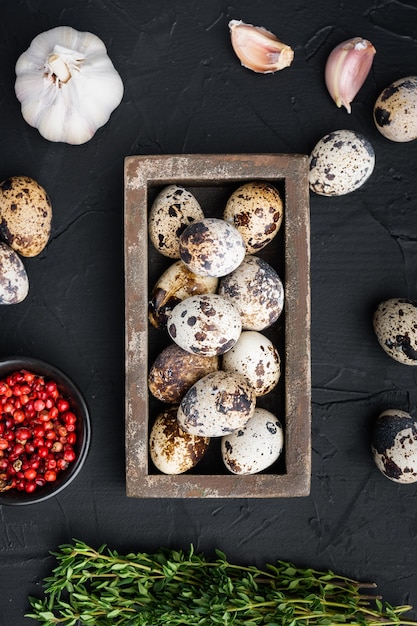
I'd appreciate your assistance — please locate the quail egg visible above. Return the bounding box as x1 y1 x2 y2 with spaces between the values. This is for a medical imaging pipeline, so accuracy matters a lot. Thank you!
218 255 284 331
223 181 283 253
373 298 417 366
374 76 417 142
148 343 219 403
309 129 375 196
179 217 246 277
371 409 417 483
177 370 256 437
149 260 218 329
0 242 29 304
149 406 210 475
167 293 242 356
222 331 281 396
0 176 52 257
149 185 204 258
221 408 284 474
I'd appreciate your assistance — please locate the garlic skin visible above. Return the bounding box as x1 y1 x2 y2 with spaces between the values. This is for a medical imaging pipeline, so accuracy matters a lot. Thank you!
15 26 124 145
229 20 294 74
325 37 375 113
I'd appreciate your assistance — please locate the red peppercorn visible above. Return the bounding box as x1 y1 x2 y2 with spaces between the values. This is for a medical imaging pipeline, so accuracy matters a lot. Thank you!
24 468 37 481
44 470 57 482
57 399 70 413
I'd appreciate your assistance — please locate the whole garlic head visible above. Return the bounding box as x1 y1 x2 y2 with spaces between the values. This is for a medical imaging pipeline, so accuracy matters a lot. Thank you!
15 26 124 145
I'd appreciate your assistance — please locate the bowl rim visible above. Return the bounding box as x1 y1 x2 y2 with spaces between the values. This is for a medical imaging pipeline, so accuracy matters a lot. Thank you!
0 356 91 506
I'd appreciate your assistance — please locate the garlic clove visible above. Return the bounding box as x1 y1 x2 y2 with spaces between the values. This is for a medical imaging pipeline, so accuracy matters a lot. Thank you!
325 37 376 113
229 20 294 74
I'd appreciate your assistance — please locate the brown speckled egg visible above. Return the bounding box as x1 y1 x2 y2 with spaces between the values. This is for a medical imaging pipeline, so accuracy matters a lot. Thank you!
148 343 219 403
223 181 283 253
167 293 242 356
0 242 29 304
179 217 246 277
149 185 204 258
371 409 417 483
218 255 284 331
0 176 52 257
177 370 256 437
222 331 281 396
373 298 417 365
221 408 284 474
374 76 417 142
149 406 210 474
149 260 218 329
309 129 375 196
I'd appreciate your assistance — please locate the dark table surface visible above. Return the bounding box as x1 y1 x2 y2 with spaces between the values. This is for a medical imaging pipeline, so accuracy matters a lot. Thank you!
2 1 417 624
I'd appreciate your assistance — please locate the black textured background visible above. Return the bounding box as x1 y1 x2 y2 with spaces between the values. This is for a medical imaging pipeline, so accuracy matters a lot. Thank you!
1 1 417 624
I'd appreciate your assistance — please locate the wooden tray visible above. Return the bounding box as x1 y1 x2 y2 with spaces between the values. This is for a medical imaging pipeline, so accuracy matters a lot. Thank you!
124 154 311 498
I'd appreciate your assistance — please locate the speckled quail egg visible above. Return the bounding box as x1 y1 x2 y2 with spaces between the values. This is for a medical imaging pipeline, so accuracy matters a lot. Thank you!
177 370 256 437
148 343 219 403
149 406 210 475
218 255 284 331
221 408 284 475
149 185 204 258
179 217 246 277
167 293 242 356
0 176 52 257
0 242 29 304
149 260 218 329
371 409 417 483
373 298 417 365
222 331 281 396
223 181 283 254
374 76 417 142
309 129 375 196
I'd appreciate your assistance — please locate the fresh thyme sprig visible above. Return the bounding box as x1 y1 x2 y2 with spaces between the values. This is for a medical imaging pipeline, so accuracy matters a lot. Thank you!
26 539 417 626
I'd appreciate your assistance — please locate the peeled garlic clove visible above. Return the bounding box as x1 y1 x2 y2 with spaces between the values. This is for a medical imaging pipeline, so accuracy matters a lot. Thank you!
325 37 376 113
229 20 294 74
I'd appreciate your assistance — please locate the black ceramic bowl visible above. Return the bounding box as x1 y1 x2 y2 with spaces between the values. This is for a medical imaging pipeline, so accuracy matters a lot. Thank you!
0 357 91 506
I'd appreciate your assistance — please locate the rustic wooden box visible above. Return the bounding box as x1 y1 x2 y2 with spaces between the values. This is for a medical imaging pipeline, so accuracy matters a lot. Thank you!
124 154 311 498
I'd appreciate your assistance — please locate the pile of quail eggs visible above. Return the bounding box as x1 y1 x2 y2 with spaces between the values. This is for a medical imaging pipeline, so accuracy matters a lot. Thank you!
147 181 285 475
0 175 52 305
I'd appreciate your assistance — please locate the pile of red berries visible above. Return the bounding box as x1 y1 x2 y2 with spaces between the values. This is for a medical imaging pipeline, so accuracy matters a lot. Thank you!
0 369 78 494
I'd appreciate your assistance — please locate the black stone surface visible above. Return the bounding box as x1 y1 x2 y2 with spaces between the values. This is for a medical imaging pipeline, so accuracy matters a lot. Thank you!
1 1 417 624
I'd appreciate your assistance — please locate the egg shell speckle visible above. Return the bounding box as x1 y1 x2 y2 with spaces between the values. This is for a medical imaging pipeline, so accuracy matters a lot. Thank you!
177 370 256 437
374 76 417 142
148 343 219 404
149 406 210 475
148 260 218 329
0 176 52 257
223 181 283 254
309 129 375 196
218 255 284 331
149 185 204 258
221 408 284 474
0 242 29 304
179 217 246 277
167 293 242 356
222 331 281 396
371 409 417 483
373 298 417 365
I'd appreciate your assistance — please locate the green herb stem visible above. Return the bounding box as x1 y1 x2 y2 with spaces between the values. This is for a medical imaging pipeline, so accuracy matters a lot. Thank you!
26 540 417 626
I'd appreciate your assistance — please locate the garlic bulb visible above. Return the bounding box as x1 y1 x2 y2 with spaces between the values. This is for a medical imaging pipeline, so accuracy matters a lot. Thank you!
15 26 124 145
229 20 294 74
325 37 375 113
